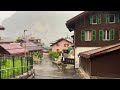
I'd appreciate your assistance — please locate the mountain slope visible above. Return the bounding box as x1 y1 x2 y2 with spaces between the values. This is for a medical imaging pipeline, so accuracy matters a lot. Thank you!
2 11 82 46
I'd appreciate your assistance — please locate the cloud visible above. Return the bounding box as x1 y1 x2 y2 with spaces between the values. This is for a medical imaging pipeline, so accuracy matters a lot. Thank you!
0 11 16 24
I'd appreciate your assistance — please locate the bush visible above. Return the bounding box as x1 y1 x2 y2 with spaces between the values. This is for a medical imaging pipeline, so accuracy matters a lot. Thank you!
38 53 43 60
48 51 61 60
33 52 43 60
68 46 73 53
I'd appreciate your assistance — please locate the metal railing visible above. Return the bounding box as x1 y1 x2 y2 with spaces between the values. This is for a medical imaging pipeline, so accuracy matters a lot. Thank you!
0 56 33 79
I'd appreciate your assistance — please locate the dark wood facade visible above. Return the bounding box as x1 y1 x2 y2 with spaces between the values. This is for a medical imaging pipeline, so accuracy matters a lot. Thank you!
66 11 120 47
79 43 120 78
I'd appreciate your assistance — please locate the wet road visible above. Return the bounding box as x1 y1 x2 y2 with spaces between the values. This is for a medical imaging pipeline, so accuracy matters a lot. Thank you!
33 53 80 79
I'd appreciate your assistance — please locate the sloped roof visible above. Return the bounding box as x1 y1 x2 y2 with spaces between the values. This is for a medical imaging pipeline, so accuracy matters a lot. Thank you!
0 43 28 55
66 11 95 31
79 43 120 58
50 38 73 47
23 41 42 51
0 25 5 30
26 46 42 51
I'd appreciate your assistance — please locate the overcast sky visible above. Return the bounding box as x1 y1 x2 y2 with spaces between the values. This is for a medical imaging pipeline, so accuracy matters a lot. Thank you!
0 11 84 46
0 11 83 24
0 11 16 24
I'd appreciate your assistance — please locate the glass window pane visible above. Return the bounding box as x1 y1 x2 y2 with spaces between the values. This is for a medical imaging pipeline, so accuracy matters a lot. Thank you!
92 15 97 23
110 14 115 22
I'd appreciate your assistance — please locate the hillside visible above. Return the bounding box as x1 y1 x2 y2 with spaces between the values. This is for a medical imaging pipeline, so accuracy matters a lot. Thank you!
2 11 82 46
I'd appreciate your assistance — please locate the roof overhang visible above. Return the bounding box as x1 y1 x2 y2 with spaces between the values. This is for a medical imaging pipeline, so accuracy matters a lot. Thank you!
79 43 120 59
66 11 94 32
0 25 5 30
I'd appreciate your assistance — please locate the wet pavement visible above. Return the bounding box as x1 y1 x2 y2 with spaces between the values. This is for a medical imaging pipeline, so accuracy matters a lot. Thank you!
33 53 80 79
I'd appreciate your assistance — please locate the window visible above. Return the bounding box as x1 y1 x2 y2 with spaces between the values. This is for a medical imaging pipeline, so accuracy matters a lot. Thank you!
109 14 115 23
90 15 97 24
99 29 115 41
92 15 97 24
119 31 120 40
85 31 92 41
64 44 69 47
90 15 101 24
106 30 110 40
106 14 115 23
102 30 110 40
81 30 96 41
56 43 59 46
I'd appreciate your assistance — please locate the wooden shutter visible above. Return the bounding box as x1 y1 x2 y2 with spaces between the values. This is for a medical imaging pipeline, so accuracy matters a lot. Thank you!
106 14 110 24
90 16 92 24
98 15 101 24
115 14 119 23
99 30 104 40
110 29 115 40
81 30 85 41
92 30 96 41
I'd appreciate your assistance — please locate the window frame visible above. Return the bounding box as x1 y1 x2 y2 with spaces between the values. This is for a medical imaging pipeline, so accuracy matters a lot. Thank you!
92 15 98 24
103 30 111 41
85 30 92 41
109 14 116 24
119 30 120 40
56 43 59 46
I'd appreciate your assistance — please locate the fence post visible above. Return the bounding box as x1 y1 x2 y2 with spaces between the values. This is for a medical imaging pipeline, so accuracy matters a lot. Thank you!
27 57 28 72
0 57 1 79
31 56 33 69
21 57 23 75
12 56 15 78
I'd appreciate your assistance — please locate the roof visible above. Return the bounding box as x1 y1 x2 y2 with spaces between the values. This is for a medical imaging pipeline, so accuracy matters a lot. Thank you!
23 41 42 51
0 25 5 30
79 43 120 59
50 38 73 47
26 46 42 51
0 43 28 55
66 11 94 32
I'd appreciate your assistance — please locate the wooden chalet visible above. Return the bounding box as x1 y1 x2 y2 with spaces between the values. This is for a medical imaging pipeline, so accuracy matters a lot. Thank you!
66 11 120 68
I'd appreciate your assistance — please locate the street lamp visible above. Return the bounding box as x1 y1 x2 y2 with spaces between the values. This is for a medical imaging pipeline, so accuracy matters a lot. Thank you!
24 30 28 58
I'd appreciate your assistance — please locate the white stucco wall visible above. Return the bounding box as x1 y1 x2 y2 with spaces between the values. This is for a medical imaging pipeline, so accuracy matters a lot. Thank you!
75 47 100 68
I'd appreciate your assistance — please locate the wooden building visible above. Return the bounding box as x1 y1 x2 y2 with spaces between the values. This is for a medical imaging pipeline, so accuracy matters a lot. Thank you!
66 11 120 68
0 43 28 56
21 41 42 55
79 43 120 79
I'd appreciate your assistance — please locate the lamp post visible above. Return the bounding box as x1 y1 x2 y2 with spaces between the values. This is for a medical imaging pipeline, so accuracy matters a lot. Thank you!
24 30 27 58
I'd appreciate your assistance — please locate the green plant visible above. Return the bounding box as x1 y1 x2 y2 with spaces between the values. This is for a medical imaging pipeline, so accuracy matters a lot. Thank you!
0 57 31 79
68 46 73 53
48 51 61 60
38 53 43 60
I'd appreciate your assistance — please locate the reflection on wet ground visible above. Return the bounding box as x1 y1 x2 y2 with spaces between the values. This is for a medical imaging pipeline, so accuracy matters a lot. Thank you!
34 53 80 79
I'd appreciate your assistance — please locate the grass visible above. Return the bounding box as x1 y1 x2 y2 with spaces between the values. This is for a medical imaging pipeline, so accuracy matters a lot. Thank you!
0 57 31 79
